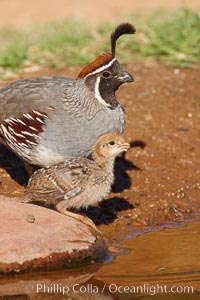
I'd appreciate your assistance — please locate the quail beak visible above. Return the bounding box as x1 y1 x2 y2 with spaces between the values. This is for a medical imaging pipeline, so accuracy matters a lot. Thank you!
119 142 130 152
118 71 134 83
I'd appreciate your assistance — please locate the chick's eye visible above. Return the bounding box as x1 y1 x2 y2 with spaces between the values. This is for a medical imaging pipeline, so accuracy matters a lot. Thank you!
109 141 115 146
102 71 111 78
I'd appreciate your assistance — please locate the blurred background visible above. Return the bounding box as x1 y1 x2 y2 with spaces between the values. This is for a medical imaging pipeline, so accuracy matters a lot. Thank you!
0 0 199 76
0 0 199 28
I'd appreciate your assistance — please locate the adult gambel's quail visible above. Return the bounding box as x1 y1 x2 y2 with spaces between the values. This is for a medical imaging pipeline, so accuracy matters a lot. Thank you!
0 23 135 171
23 132 130 224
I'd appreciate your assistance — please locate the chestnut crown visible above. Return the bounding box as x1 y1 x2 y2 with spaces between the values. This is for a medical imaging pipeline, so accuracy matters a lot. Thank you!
78 22 136 78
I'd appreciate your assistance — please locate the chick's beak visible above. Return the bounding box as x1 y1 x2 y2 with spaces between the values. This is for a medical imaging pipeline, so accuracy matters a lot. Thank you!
118 71 134 83
119 142 130 152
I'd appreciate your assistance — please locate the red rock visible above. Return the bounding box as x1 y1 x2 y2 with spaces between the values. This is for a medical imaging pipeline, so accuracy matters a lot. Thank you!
0 196 107 274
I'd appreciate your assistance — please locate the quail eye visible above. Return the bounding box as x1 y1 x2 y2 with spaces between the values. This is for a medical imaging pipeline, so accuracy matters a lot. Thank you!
102 71 111 78
109 141 115 146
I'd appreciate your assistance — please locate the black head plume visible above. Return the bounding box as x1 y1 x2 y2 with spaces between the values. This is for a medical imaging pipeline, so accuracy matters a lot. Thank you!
111 22 136 57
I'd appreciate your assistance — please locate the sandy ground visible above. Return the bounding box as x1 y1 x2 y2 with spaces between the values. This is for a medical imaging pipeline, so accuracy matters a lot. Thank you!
0 0 199 29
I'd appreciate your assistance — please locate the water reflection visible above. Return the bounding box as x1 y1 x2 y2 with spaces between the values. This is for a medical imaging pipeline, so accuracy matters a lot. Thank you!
1 220 200 300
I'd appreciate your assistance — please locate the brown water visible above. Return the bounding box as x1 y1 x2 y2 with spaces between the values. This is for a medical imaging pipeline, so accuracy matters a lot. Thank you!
1 219 200 299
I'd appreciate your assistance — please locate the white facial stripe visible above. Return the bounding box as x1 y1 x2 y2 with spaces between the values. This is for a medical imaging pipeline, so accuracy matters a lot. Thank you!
94 76 111 107
85 58 117 78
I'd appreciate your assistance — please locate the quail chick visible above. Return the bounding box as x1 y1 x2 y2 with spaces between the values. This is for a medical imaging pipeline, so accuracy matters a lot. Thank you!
0 23 135 174
23 132 130 225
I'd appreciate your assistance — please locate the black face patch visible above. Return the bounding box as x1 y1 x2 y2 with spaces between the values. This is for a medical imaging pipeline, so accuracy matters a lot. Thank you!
85 60 124 108
98 60 123 108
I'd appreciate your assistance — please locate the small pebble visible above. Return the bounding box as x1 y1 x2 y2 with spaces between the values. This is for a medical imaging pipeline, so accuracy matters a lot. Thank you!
156 266 167 271
26 214 35 223
178 127 189 132
174 69 180 75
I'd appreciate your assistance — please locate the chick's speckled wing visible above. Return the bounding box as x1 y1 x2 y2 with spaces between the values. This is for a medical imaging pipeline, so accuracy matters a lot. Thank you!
25 159 92 203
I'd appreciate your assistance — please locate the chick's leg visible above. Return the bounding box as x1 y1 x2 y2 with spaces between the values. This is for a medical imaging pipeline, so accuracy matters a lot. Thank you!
56 200 96 229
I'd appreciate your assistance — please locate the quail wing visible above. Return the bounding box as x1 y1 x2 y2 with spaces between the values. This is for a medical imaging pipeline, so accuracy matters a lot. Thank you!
24 158 93 203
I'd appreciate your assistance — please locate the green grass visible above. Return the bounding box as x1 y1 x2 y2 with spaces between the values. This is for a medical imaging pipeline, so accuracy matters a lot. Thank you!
140 9 200 66
0 30 32 68
0 9 199 75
